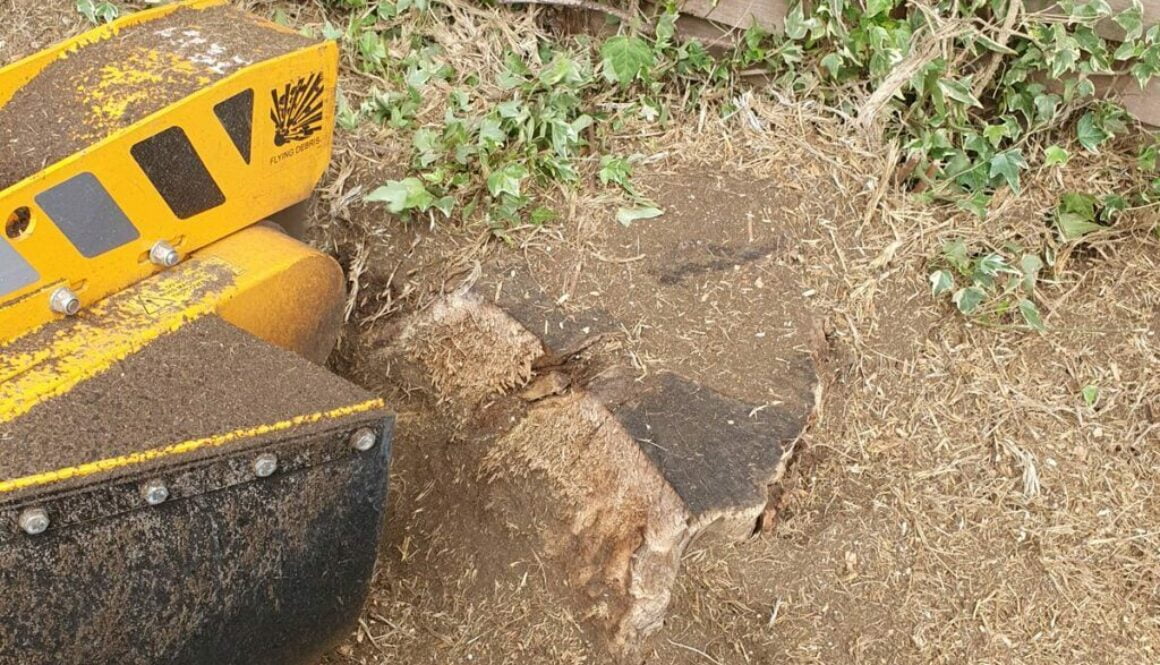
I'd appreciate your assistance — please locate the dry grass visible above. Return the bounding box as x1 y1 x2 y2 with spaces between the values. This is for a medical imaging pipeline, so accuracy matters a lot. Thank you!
3 2 1157 664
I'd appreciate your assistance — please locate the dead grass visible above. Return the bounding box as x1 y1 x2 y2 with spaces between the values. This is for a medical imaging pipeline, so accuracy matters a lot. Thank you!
3 2 1157 664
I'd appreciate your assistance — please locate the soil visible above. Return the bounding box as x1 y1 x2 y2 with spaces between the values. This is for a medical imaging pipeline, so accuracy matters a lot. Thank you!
5 4 1160 665
1 315 374 484
482 168 823 420
0 5 313 190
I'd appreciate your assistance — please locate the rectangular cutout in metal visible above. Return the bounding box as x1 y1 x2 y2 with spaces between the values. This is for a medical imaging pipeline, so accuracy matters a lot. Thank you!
0 237 37 298
131 127 226 220
214 89 254 164
35 172 140 258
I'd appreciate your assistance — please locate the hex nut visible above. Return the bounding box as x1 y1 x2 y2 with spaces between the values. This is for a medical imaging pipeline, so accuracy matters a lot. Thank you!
149 240 180 268
351 427 377 452
18 508 49 536
49 287 80 316
141 479 169 506
253 453 278 478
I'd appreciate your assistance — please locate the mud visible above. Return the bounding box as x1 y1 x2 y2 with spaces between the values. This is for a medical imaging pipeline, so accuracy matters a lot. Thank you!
0 5 313 190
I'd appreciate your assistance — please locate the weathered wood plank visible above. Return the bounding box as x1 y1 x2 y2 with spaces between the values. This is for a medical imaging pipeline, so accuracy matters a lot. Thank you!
676 0 790 32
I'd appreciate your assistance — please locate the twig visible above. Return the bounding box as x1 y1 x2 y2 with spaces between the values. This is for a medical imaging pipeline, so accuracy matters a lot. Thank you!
856 22 972 141
666 640 725 665
972 0 1023 98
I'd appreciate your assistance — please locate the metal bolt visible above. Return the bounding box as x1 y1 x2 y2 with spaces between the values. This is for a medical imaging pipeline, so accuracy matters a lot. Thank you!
149 240 180 268
350 427 377 452
141 479 169 506
18 508 49 536
253 453 278 478
49 287 80 316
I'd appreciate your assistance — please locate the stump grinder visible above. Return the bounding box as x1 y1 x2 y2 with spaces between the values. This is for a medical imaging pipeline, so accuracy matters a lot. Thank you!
0 2 393 663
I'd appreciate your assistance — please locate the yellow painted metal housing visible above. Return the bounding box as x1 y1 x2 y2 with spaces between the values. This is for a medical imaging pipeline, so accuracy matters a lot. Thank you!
0 224 347 426
0 0 339 343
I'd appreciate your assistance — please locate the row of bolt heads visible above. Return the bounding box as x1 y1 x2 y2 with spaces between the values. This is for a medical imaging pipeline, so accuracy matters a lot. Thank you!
49 241 181 316
15 427 379 536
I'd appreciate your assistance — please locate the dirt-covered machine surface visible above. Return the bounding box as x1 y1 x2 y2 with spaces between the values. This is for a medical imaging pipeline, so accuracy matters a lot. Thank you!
0 2 393 663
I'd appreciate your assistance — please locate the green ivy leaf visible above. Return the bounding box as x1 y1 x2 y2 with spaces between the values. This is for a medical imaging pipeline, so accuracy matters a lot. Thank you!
952 286 987 314
1020 254 1044 293
1139 143 1159 171
366 178 435 214
1081 384 1099 407
599 155 633 189
866 0 894 17
1044 145 1070 167
655 11 677 44
1077 111 1110 151
1056 192 1104 239
486 163 529 198
539 53 585 86
943 239 972 274
989 149 1027 193
929 269 954 296
1057 212 1104 239
1114 1 1144 40
938 77 982 107
1017 298 1045 331
600 36 655 86
820 53 844 78
975 253 1009 277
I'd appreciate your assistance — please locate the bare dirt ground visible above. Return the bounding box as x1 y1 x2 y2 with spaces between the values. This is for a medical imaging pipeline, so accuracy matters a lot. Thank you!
4 2 1157 664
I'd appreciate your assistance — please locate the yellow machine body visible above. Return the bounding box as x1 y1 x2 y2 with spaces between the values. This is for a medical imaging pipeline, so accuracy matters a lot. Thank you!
0 225 348 427
0 5 393 664
0 0 339 343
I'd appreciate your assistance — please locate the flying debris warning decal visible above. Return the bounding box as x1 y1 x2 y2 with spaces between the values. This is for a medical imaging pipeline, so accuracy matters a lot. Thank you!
270 72 325 163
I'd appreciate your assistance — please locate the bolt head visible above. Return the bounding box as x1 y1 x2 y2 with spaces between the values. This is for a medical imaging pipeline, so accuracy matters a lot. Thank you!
18 508 49 535
253 453 278 478
49 287 80 316
149 241 180 268
351 427 377 452
141 480 169 506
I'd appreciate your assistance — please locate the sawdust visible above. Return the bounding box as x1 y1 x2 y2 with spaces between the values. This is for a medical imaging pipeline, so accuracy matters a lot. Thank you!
393 293 543 411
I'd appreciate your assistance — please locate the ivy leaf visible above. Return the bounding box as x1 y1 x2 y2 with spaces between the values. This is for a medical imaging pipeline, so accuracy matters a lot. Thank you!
616 206 664 227
989 149 1027 193
486 163 528 198
539 53 584 86
655 11 677 44
1017 298 1045 331
1081 384 1099 407
599 155 633 189
952 286 987 314
1056 192 1103 238
1139 143 1159 171
783 4 811 39
1058 213 1104 238
866 0 894 17
929 269 954 296
975 253 1009 277
983 123 1010 147
938 77 982 107
820 52 844 78
1114 1 1144 40
1077 111 1110 151
1044 145 1070 167
1020 254 1044 293
600 36 655 86
366 178 435 214
942 239 971 274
